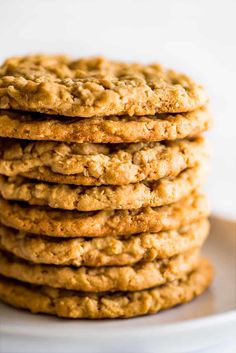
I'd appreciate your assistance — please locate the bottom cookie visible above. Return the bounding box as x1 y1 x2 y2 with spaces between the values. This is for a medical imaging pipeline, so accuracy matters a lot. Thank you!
0 258 213 319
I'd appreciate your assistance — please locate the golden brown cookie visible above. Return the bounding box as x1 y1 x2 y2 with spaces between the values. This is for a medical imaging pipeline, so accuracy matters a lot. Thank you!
0 219 209 267
0 55 208 117
0 258 213 318
0 137 208 186
0 249 199 292
0 107 211 143
0 165 207 211
0 192 209 237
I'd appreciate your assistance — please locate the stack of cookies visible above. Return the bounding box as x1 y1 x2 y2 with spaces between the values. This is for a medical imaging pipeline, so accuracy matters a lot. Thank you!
0 56 213 319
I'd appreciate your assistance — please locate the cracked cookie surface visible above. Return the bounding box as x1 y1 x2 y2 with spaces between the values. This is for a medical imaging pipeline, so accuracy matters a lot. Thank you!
0 219 209 267
0 56 208 117
0 137 207 186
0 165 207 211
0 248 199 292
0 107 211 143
0 258 213 318
0 192 209 237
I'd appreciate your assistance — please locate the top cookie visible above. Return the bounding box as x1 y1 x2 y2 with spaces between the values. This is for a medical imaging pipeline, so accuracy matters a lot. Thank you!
0 55 208 117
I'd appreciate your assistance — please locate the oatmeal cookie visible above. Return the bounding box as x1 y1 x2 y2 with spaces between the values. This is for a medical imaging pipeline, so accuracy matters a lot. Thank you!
0 258 213 318
0 137 207 185
0 165 207 211
0 249 199 292
0 56 208 117
0 107 211 143
0 219 209 267
0 192 209 237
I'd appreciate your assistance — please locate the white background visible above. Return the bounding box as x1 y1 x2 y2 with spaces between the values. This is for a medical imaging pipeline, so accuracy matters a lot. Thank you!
0 2 235 352
0 0 236 218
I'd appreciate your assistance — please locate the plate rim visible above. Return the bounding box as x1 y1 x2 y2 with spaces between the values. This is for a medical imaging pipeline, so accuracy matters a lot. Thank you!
1 305 236 339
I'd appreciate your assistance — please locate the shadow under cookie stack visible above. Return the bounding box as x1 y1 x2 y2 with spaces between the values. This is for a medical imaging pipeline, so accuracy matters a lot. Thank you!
0 56 213 319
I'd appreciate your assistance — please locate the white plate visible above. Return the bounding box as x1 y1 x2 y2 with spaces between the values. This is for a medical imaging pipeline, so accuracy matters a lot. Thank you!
0 216 236 353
